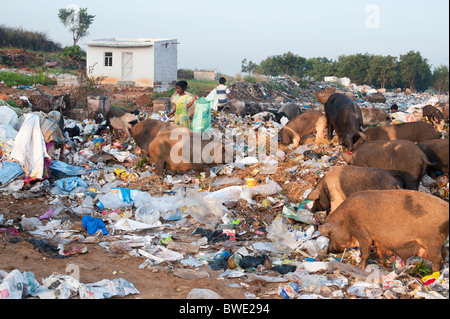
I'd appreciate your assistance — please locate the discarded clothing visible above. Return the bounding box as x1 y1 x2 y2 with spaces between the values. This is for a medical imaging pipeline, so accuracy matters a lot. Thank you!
26 238 66 259
82 216 108 236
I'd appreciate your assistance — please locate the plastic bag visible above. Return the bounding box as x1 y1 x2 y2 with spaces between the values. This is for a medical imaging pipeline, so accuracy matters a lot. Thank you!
266 217 299 254
240 180 282 204
134 194 185 224
191 97 212 133
20 217 43 231
0 104 20 130
205 89 219 111
0 162 25 186
54 177 88 194
184 188 231 227
10 113 49 179
186 288 222 299
82 216 108 235
0 125 19 159
96 188 152 210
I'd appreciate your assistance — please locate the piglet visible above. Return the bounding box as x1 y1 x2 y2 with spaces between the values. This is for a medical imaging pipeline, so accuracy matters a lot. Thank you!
105 108 139 138
279 111 327 148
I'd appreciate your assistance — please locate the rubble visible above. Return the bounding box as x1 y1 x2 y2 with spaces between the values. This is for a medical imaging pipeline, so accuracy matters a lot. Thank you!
0 76 449 300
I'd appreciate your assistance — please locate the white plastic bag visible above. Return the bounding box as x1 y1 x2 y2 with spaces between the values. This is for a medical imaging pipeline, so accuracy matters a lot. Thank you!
187 288 222 299
185 188 230 227
205 89 219 111
266 217 299 253
0 104 20 130
10 113 50 179
240 180 282 204
134 194 185 224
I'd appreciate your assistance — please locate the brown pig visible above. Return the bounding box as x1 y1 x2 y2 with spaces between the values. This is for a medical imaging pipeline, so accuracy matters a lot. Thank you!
340 140 432 190
360 107 392 127
307 166 402 214
319 189 449 272
353 121 442 150
417 138 449 177
148 128 227 176
131 118 186 157
279 111 327 148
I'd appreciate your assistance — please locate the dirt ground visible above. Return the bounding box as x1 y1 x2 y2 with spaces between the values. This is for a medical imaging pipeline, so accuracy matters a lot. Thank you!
0 194 266 299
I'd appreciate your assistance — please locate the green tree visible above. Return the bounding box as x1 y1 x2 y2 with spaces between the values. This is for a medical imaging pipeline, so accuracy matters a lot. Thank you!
367 55 398 89
58 7 95 54
241 59 258 75
398 51 432 92
305 57 336 82
335 53 372 85
258 52 308 78
431 65 449 95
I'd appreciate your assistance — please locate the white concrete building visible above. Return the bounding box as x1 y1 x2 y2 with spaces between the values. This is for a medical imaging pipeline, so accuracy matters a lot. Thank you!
86 38 178 92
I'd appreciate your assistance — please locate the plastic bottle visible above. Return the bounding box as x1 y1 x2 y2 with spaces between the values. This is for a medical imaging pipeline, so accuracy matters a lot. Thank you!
96 189 134 210
39 199 65 220
161 208 184 221
278 282 299 299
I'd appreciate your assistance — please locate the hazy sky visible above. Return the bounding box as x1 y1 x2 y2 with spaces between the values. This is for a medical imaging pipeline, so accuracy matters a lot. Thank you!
2 0 449 76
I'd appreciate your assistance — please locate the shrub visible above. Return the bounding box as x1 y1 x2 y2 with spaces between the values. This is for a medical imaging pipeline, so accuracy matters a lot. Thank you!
0 71 56 86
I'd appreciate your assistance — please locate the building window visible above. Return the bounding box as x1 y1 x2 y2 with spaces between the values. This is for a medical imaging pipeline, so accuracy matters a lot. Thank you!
105 52 113 67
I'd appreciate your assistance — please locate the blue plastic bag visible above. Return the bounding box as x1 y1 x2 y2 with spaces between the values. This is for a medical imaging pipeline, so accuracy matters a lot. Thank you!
0 162 25 186
54 177 88 194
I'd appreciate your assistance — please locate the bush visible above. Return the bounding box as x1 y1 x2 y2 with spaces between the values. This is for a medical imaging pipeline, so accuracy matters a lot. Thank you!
0 71 56 86
64 45 84 59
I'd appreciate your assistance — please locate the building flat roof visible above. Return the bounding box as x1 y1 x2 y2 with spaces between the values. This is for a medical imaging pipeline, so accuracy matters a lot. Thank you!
87 38 176 48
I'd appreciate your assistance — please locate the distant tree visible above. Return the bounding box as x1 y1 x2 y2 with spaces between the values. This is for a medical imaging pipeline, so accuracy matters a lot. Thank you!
431 65 449 95
367 55 398 89
398 51 432 92
58 7 95 54
305 57 336 82
241 59 258 75
258 52 308 78
335 53 372 85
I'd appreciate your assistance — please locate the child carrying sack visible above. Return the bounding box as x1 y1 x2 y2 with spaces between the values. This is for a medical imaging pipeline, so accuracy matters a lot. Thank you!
191 97 212 133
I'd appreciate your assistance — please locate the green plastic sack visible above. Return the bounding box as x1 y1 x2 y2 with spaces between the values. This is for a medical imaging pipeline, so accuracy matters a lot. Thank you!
191 97 212 132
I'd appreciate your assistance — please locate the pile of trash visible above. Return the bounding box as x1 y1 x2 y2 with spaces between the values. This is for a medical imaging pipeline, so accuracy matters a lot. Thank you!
0 268 139 299
0 79 449 299
228 78 337 107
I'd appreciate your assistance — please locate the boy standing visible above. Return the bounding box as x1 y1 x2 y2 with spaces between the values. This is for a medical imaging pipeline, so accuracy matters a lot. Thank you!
215 77 232 111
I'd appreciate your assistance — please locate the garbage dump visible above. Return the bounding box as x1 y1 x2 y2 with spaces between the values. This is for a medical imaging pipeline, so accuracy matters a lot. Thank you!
0 76 448 300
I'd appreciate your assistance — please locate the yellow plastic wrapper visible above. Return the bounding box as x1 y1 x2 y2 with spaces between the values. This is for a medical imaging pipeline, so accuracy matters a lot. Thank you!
421 271 440 287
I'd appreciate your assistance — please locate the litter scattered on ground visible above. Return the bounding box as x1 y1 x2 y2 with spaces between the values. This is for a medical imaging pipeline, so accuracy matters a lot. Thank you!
0 76 448 299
